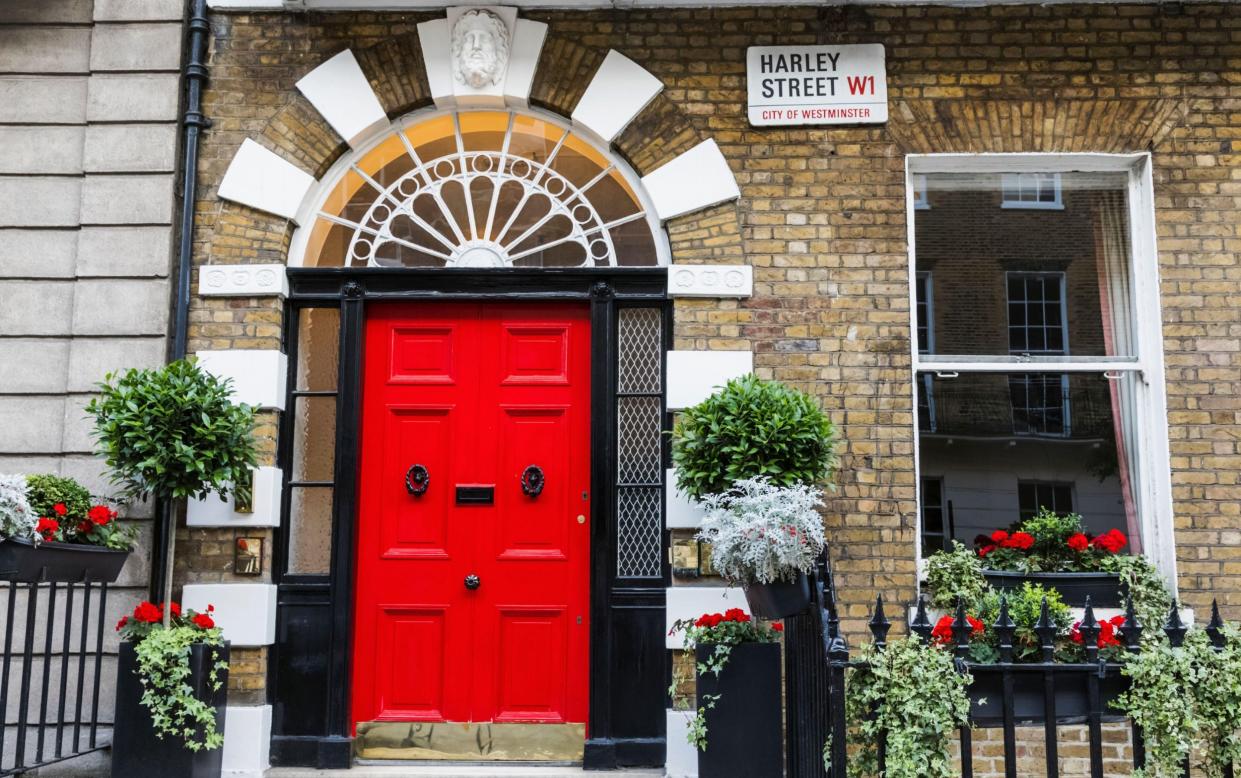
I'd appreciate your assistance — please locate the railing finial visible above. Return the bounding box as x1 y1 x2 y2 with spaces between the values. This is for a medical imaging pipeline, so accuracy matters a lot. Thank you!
1034 596 1057 662
868 595 891 649
911 594 933 644
1120 595 1143 653
1163 599 1187 647
994 594 1016 663
1205 599 1225 650
950 597 971 659
1078 596 1101 663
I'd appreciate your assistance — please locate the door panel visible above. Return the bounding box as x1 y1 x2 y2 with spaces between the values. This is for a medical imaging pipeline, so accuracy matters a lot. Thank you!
353 302 590 732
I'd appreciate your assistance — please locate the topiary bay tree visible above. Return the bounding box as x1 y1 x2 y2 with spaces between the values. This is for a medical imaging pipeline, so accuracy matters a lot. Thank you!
671 374 838 501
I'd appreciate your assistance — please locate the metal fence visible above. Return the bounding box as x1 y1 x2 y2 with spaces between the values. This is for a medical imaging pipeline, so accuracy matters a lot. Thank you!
785 555 1236 778
0 579 113 776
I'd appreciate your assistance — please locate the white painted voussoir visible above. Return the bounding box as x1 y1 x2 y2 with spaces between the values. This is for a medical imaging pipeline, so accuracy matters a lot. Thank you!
217 139 316 222
198 263 289 298
195 350 288 411
571 50 663 143
418 18 455 108
296 49 389 148
222 704 272 777
182 584 277 647
641 139 741 221
504 19 548 108
666 349 752 410
187 467 282 528
665 586 748 649
666 468 706 529
667 264 753 298
666 709 698 778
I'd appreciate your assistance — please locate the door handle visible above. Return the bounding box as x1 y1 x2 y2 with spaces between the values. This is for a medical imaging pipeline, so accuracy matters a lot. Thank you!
521 464 544 497
464 574 481 590
406 464 429 496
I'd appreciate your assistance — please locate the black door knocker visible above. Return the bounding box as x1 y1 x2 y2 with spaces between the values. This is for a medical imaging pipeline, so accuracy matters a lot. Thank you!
520 465 544 498
405 464 429 496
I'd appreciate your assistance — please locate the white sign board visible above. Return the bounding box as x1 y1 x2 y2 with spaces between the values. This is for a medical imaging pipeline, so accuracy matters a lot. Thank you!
746 44 888 126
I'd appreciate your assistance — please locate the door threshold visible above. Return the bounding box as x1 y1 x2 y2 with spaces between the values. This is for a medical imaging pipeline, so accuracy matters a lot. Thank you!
355 721 586 762
267 767 664 777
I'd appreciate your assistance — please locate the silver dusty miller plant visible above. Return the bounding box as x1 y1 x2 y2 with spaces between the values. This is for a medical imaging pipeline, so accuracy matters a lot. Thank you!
0 474 37 543
696 476 826 586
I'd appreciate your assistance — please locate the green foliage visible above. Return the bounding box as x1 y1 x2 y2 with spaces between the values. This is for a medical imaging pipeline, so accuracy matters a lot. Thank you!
1114 627 1241 778
1103 554 1173 630
86 360 258 504
1019 508 1084 558
24 475 93 521
133 625 227 752
924 541 988 611
973 583 1072 662
833 637 972 778
671 375 837 500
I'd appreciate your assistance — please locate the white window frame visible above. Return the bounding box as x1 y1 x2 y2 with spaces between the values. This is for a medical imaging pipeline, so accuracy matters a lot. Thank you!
906 153 1177 587
912 173 930 209
1001 172 1064 209
915 272 937 433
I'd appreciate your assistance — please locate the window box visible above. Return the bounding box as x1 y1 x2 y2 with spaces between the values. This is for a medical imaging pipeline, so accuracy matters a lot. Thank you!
981 569 1122 608
968 665 1129 726
0 537 129 584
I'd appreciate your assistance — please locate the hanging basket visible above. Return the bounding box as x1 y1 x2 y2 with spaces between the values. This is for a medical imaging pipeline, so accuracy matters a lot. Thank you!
0 537 129 583
743 572 812 619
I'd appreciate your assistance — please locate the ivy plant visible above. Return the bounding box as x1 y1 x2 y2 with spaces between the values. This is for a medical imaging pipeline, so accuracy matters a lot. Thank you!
671 374 837 500
832 636 972 778
923 541 988 611
86 359 258 505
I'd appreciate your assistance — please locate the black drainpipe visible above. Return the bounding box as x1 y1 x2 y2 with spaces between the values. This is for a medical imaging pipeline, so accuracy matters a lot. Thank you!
152 0 211 602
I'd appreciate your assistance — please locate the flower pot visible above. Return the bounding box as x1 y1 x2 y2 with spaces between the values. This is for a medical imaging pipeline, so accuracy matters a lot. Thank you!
968 666 1130 725
982 570 1122 607
0 537 129 583
696 641 782 778
743 572 812 619
112 641 230 778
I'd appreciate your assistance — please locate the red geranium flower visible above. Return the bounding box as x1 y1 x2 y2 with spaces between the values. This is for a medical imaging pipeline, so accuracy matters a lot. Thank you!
192 613 215 630
77 520 93 535
133 602 161 623
35 517 59 541
88 505 114 526
978 545 996 558
1070 615 1126 648
1001 532 1035 551
1067 533 1089 552
52 503 67 517
167 602 182 618
115 616 128 631
771 623 784 632
931 614 985 645
1092 529 1127 554
989 530 1009 544
723 608 750 623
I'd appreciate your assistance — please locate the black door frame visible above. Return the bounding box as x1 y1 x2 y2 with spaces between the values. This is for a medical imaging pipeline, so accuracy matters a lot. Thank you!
269 267 671 769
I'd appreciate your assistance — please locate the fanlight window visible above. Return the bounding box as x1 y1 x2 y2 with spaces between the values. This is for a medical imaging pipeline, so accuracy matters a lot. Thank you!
298 111 663 268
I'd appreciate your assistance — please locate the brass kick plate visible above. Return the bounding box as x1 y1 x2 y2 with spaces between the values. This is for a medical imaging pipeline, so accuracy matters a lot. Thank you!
355 721 585 762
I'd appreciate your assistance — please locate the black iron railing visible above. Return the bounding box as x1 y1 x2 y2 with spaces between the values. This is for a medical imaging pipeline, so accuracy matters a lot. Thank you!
0 578 113 776
785 556 1236 778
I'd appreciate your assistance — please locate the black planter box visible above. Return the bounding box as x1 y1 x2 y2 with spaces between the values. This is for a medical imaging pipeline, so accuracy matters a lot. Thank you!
0 537 129 583
968 667 1130 726
696 641 782 778
112 641 230 778
982 570 1122 607
744 573 811 619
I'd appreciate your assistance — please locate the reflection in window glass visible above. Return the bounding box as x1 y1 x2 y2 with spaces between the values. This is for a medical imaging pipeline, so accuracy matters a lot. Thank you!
917 371 1137 547
914 172 1133 357
288 487 333 574
296 307 340 392
292 396 336 483
920 477 947 554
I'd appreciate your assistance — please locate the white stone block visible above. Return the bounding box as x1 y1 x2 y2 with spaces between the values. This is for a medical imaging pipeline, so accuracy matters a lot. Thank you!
0 27 91 73
416 18 454 108
86 74 180 122
77 226 173 278
296 49 388 148
0 230 77 279
181 584 277 647
84 124 178 173
71 278 171 336
196 350 288 410
666 468 707 529
666 586 748 649
67 337 166 392
187 467 282 528
0 127 83 175
221 704 272 777
666 709 698 778
0 281 74 335
88 23 184 72
571 50 663 143
80 174 176 225
0 340 70 394
641 139 741 221
198 264 289 298
667 264 753 298
666 350 752 410
0 76 87 124
0 177 81 228
0 397 65 454
504 19 547 108
218 139 316 222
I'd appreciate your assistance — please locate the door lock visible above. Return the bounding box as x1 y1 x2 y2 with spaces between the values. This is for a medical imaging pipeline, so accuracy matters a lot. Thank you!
464 574 481 590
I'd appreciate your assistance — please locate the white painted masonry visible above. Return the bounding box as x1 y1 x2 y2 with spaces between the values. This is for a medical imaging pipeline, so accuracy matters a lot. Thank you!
182 583 279 647
218 139 316 221
641 139 741 221
187 466 283 528
665 350 753 410
222 704 273 778
295 49 389 148
667 264 753 298
198 263 290 297
571 50 664 143
665 586 749 649
665 710 697 778
665 468 707 529
196 350 289 410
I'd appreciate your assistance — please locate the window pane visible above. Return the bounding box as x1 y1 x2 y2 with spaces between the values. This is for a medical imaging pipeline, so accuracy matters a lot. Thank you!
292 396 336 482
917 371 1138 545
296 307 340 392
288 487 333 574
914 171 1134 357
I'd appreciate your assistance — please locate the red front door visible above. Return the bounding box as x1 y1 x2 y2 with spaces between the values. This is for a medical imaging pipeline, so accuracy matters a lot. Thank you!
351 302 591 730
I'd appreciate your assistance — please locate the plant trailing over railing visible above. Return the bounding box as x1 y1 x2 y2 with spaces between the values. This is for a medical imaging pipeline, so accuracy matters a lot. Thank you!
695 476 826 585
117 601 226 751
924 540 988 611
669 609 783 750
671 374 837 500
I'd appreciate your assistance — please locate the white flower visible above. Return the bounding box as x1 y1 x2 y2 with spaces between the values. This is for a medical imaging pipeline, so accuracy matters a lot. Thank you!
0 475 37 542
695 476 826 586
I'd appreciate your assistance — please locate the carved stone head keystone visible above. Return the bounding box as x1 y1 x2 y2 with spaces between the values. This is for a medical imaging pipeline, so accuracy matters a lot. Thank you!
451 9 510 89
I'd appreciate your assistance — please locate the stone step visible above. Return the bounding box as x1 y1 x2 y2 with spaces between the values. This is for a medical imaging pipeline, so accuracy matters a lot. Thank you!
266 766 665 777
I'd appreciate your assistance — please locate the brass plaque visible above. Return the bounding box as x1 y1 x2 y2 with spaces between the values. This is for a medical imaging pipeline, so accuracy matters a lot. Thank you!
355 721 585 762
